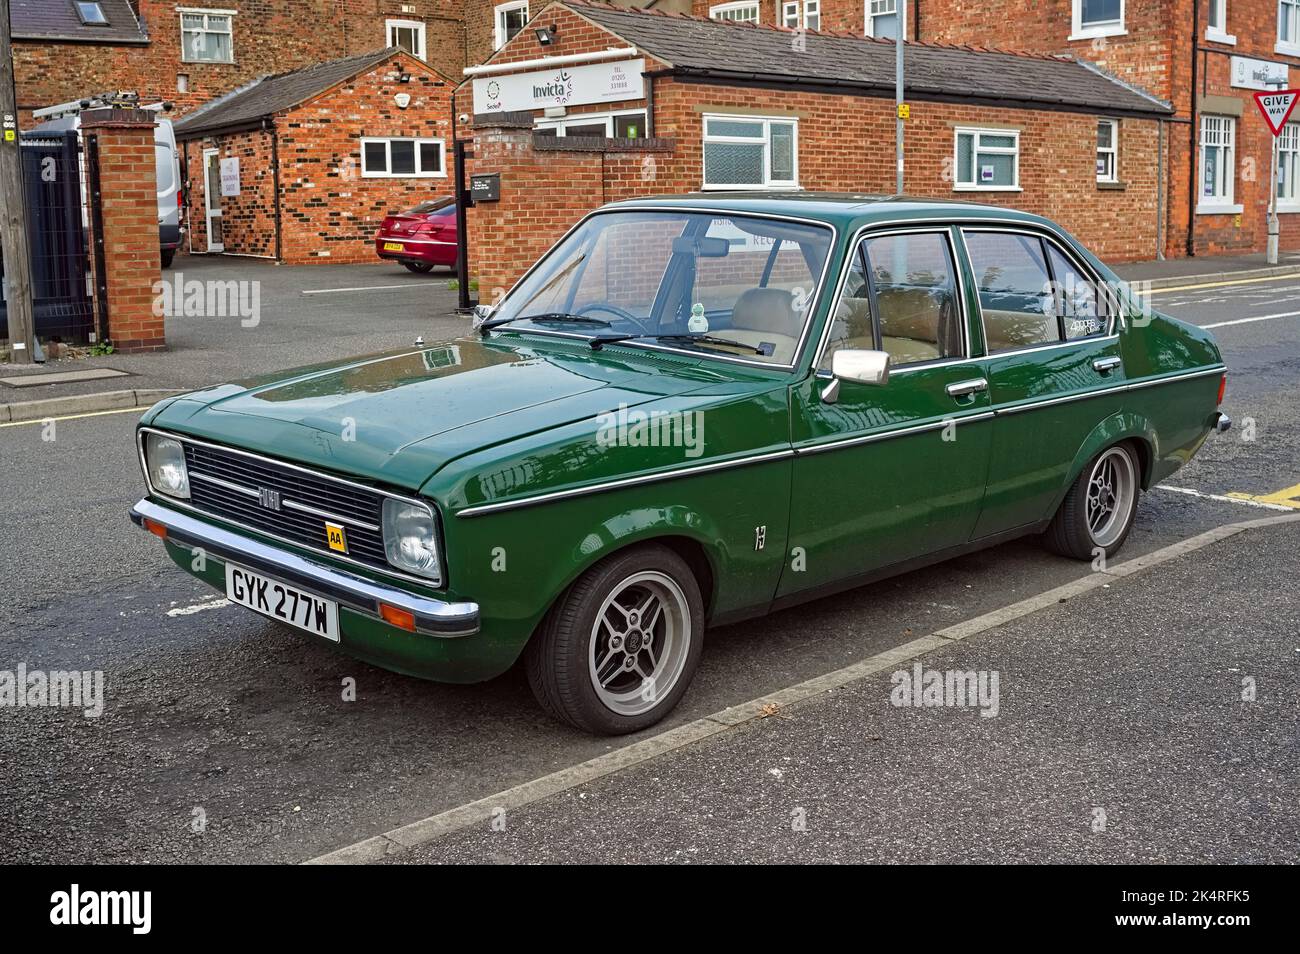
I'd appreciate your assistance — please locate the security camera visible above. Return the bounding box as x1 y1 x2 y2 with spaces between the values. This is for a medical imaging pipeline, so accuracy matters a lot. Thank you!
458 113 469 124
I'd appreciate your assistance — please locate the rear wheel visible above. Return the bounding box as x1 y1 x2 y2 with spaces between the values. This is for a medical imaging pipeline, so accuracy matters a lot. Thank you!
1044 442 1140 561
402 260 434 274
161 248 175 269
526 544 704 735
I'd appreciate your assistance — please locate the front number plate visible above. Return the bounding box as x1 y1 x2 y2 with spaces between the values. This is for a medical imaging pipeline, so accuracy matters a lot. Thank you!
383 242 404 252
225 563 340 642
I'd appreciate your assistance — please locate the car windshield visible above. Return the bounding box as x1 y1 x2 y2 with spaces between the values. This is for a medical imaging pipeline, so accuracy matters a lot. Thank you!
488 210 834 364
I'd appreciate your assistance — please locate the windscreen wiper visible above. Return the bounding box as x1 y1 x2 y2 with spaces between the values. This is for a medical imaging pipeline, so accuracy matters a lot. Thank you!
589 332 767 355
479 313 613 335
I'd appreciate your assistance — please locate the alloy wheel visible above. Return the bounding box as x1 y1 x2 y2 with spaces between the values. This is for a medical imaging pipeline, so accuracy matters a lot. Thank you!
1086 446 1137 548
588 570 691 717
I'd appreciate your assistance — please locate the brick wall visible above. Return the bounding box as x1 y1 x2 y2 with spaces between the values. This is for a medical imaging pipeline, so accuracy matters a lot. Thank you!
182 52 455 264
81 109 165 352
14 0 466 122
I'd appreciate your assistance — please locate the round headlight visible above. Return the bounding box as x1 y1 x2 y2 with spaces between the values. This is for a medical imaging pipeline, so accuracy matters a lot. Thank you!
146 434 190 499
382 498 441 582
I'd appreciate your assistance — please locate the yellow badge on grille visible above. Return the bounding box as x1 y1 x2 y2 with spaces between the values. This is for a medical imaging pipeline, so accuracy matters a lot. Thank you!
326 522 348 554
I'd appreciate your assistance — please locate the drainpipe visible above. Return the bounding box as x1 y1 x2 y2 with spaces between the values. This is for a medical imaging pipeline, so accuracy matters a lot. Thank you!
1186 1 1200 257
1157 118 1166 260
913 0 920 41
643 67 654 138
266 117 283 262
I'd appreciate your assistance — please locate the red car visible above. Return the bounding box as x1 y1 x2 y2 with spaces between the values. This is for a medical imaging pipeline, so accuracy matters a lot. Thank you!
375 198 458 273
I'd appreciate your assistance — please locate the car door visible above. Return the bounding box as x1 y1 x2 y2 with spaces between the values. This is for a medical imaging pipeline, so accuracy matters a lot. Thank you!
778 226 993 600
959 227 1127 540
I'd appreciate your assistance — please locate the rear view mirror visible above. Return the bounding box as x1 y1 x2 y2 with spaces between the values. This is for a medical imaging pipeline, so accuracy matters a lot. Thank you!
672 236 730 257
822 349 890 404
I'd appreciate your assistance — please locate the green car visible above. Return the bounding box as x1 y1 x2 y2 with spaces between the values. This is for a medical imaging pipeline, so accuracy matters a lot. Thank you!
132 194 1229 734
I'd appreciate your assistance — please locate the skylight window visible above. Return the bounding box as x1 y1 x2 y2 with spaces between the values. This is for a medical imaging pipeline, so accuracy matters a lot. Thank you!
74 2 109 25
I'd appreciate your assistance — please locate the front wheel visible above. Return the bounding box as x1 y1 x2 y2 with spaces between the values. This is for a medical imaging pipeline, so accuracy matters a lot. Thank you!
1044 442 1140 561
402 260 435 274
526 544 704 735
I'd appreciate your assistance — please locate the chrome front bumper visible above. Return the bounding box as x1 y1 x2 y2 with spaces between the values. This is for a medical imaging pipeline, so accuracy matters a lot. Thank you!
130 498 480 637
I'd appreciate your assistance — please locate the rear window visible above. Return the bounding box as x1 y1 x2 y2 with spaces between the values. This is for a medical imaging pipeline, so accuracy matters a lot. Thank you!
154 144 174 192
404 199 454 215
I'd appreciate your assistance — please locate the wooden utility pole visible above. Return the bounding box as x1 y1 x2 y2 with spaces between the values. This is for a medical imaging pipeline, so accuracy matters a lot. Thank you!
0 0 35 364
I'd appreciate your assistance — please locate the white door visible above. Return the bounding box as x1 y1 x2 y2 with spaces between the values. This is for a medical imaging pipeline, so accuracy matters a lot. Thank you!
203 148 224 252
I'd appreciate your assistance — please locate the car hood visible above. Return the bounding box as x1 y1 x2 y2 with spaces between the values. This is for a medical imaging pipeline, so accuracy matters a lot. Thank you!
148 335 752 490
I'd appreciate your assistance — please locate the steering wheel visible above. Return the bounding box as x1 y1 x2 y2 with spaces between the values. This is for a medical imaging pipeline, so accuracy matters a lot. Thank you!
576 302 651 334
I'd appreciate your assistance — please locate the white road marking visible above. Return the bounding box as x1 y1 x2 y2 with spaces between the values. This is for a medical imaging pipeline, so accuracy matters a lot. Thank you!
166 597 232 617
305 512 1300 865
1200 309 1300 330
1156 485 1294 511
301 283 436 295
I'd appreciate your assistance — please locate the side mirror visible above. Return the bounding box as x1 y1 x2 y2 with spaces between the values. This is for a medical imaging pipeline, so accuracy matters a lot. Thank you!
471 303 495 329
821 349 890 404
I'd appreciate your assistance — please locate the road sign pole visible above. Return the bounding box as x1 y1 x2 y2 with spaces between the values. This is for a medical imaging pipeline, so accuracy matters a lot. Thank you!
1253 86 1300 265
895 0 906 195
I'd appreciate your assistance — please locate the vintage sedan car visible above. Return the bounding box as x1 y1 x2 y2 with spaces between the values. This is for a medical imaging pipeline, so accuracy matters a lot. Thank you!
131 194 1229 734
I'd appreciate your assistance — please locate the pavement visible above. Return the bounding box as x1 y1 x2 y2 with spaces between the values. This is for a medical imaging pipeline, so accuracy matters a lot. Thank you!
0 255 467 417
0 248 1296 865
1112 250 1300 287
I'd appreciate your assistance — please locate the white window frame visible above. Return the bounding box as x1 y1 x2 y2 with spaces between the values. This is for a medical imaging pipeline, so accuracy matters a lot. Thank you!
782 1 820 29
1196 115 1241 214
1069 0 1126 42
953 127 1021 192
1096 119 1119 183
709 2 761 23
178 7 235 64
1280 0 1300 55
1278 122 1300 211
701 113 799 191
494 1 529 51
386 18 426 61
360 137 447 179
535 109 648 138
865 0 903 39
1206 0 1236 44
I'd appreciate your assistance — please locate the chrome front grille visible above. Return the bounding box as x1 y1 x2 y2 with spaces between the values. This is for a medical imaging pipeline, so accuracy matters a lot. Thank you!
180 441 390 571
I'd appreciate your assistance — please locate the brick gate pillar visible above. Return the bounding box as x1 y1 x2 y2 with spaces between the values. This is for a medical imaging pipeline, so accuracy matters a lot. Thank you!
80 108 165 352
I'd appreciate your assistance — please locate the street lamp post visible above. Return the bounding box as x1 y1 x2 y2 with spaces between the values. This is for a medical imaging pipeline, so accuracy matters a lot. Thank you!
895 0 906 195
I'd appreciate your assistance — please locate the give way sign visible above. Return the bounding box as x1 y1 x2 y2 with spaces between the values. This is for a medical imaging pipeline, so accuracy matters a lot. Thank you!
1253 89 1300 136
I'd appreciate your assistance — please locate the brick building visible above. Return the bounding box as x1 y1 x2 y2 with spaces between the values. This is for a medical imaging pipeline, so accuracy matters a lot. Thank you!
683 0 1300 258
174 48 454 263
10 0 465 122
459 1 1170 295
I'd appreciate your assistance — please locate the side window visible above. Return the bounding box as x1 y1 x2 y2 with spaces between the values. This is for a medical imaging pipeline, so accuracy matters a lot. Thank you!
1046 244 1108 340
821 231 963 370
964 231 1059 353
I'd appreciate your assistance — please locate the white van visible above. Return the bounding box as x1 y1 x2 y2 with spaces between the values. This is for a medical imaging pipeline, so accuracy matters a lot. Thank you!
28 96 184 268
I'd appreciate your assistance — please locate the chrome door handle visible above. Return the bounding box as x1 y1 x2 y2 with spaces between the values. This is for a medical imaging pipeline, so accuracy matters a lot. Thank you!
1093 356 1122 374
946 377 989 398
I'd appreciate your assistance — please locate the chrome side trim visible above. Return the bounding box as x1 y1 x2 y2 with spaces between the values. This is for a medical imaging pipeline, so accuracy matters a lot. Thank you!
130 499 478 637
996 365 1226 416
793 411 995 457
456 448 795 518
1123 365 1224 391
139 427 443 588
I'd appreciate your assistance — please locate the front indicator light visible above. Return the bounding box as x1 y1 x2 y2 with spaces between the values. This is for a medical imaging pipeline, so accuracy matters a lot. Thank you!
381 498 442 582
143 517 168 539
380 603 416 632
145 433 190 499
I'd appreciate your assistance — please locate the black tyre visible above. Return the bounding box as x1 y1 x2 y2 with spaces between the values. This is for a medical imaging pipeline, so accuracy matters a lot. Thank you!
402 260 435 274
161 248 176 269
526 544 705 735
1044 442 1140 561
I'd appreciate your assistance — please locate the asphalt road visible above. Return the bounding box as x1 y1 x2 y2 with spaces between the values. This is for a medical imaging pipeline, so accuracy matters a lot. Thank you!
0 272 1296 864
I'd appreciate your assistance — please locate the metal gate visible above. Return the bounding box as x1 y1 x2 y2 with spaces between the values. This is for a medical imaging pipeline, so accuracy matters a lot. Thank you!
0 131 95 343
